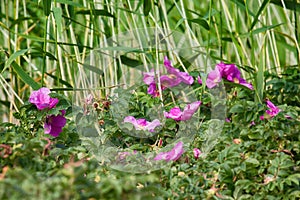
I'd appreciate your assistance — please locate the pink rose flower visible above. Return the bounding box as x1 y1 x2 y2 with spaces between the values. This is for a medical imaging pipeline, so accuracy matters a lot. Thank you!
164 101 201 121
193 148 202 159
206 68 222 89
164 56 194 85
260 100 281 120
44 110 67 137
216 62 253 90
29 87 59 110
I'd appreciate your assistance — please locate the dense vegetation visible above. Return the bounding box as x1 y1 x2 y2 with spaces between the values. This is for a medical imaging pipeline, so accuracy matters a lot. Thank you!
0 0 299 199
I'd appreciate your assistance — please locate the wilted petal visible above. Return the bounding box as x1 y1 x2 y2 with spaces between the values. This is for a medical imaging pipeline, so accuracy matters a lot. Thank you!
124 116 160 132
154 141 184 162
144 119 161 132
178 71 194 85
181 101 201 121
49 98 59 109
160 75 181 88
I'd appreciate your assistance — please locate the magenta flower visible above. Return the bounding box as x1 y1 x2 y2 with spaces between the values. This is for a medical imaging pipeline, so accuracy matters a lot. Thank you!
164 101 201 121
237 79 254 90
123 116 161 132
143 69 156 85
44 110 67 137
216 62 253 90
147 83 160 97
29 87 59 110
164 56 194 85
154 141 184 162
266 100 281 117
85 94 93 105
160 74 182 88
260 100 281 120
206 68 222 89
193 148 202 159
197 76 203 84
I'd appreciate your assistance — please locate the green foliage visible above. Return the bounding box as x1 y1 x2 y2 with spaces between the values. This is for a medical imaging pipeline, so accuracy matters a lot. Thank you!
0 0 300 199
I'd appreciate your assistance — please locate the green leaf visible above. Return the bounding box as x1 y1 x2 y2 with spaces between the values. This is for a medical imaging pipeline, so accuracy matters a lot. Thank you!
53 7 63 34
270 0 300 12
229 104 244 113
43 0 52 16
11 61 40 90
83 63 104 75
251 23 283 35
30 47 57 60
229 0 255 16
285 173 300 186
56 0 83 7
2 49 28 73
143 0 152 16
76 9 115 18
45 72 73 88
175 18 185 30
118 55 143 68
188 18 210 30
245 158 260 166
250 0 270 31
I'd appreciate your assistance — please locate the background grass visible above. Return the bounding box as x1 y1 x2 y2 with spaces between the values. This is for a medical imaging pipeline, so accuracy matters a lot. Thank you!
0 0 299 119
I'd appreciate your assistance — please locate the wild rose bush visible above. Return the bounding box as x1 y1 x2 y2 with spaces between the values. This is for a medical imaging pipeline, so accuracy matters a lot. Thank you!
1 62 300 199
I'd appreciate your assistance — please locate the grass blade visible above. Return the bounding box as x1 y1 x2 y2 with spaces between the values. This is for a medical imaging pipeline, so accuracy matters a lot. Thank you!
11 61 40 90
250 0 270 31
2 49 28 73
